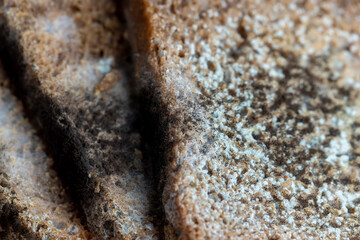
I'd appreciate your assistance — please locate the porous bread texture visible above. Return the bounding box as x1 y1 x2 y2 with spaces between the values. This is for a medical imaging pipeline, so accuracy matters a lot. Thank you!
127 0 360 239
1 0 158 239
0 64 90 239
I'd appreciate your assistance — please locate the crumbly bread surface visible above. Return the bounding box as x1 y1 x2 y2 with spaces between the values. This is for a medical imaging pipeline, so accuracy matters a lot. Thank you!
127 0 360 239
0 0 158 239
0 63 91 239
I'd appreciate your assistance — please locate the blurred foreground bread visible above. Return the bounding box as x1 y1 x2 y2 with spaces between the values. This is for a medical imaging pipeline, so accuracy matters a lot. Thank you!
126 0 360 239
0 62 91 239
0 0 158 239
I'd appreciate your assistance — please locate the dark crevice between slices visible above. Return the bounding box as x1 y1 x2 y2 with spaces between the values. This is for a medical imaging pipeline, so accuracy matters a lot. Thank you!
123 1 187 237
137 86 176 239
117 2 166 238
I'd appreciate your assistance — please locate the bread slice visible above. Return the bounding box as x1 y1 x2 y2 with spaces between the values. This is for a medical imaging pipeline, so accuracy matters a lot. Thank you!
0 62 91 239
126 0 360 238
0 0 158 238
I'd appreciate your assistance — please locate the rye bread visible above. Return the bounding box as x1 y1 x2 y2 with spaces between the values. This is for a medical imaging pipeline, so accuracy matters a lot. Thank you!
126 0 360 239
0 0 158 239
0 62 91 239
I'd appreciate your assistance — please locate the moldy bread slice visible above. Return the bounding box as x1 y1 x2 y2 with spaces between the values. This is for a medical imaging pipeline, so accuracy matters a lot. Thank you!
126 0 360 239
0 62 91 239
0 0 158 239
